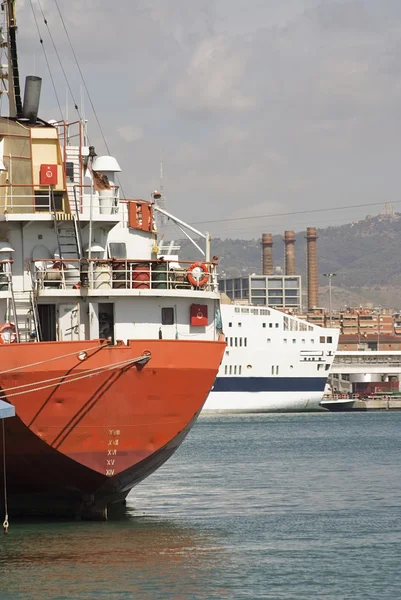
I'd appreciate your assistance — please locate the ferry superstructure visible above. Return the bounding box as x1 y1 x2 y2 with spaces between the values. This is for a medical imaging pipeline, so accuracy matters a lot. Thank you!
0 0 224 520
203 302 339 412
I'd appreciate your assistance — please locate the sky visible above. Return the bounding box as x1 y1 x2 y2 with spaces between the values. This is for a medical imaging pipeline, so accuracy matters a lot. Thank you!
6 0 401 239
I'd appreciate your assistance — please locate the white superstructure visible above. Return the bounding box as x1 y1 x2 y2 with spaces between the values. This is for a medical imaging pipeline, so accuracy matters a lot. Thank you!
204 302 339 412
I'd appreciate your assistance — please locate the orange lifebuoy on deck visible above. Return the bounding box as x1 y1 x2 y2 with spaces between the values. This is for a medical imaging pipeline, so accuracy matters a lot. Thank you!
0 323 17 344
187 262 209 288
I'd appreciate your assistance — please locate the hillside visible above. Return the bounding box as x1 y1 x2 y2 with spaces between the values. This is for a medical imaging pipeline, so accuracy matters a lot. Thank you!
174 212 401 310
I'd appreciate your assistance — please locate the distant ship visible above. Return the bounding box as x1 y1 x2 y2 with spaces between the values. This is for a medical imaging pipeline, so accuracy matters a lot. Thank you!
203 302 339 412
0 0 224 520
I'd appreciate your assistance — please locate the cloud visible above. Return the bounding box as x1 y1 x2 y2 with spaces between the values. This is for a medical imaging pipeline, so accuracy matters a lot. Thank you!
117 125 144 143
8 0 401 238
174 35 256 114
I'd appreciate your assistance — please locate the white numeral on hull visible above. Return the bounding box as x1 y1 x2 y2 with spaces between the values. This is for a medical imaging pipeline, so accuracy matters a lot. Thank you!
106 429 120 476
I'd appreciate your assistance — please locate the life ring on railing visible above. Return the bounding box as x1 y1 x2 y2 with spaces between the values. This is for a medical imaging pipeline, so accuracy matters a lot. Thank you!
187 262 209 288
0 323 17 344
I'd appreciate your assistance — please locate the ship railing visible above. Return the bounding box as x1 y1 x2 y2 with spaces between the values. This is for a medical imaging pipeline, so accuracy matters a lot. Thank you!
0 187 55 214
29 258 218 293
324 394 360 400
0 185 121 218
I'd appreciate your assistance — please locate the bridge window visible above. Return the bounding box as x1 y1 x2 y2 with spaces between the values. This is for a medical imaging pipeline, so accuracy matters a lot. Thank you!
302 339 305 344
66 161 74 182
320 336 325 343
263 323 266 328
244 338 247 347
238 322 242 327
35 190 63 212
325 364 330 371
224 365 228 375
229 322 232 327
292 339 296 344
283 339 287 343
267 338 271 343
327 336 332 343
108 242 127 259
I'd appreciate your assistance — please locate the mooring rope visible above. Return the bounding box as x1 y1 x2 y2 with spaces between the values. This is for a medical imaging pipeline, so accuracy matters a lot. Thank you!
1 354 151 400
1 420 9 534
0 343 104 376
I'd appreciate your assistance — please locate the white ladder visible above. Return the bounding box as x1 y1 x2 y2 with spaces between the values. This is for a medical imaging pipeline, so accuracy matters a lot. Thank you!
10 290 39 342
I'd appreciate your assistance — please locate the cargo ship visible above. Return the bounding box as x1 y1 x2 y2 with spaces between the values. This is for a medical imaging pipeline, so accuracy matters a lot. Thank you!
0 1 224 519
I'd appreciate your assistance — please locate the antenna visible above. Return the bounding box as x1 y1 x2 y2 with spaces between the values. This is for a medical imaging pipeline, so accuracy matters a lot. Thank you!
65 87 68 123
156 155 167 228
159 156 165 211
80 84 85 123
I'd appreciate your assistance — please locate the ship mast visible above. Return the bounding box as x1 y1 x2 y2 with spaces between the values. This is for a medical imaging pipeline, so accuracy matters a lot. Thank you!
2 0 22 117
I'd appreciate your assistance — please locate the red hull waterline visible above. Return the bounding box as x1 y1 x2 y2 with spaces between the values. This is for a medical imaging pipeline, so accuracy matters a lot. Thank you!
0 338 225 519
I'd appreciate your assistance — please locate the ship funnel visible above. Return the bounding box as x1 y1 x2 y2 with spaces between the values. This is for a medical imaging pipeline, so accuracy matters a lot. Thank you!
22 76 42 124
261 233 273 275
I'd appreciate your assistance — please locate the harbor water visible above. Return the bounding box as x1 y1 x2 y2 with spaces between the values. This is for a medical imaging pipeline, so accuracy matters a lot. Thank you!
1 411 401 599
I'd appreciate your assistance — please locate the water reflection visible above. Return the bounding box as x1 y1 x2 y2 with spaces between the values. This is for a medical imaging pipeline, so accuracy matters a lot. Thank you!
0 508 229 600
2 413 401 600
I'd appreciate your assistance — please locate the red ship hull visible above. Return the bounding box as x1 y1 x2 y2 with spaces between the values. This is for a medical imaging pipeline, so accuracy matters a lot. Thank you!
0 339 225 519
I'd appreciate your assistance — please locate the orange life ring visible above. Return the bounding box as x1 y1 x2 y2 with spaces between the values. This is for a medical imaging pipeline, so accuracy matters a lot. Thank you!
0 322 17 344
187 262 209 288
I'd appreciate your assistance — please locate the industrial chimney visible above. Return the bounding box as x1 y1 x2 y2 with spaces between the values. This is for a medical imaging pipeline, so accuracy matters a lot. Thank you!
306 227 318 309
284 231 296 275
261 233 273 275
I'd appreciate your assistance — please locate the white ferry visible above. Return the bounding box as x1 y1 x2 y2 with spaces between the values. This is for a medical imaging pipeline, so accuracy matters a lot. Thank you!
203 302 339 412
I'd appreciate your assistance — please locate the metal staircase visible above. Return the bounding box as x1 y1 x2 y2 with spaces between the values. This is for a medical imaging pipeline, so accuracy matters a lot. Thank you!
10 290 41 342
54 215 81 262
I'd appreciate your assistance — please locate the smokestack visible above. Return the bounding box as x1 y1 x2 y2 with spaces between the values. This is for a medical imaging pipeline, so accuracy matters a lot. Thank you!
306 227 318 310
22 76 42 124
261 233 273 275
284 231 296 275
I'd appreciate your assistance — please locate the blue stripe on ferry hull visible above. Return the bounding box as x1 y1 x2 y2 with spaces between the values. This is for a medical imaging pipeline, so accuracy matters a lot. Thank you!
213 377 327 393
